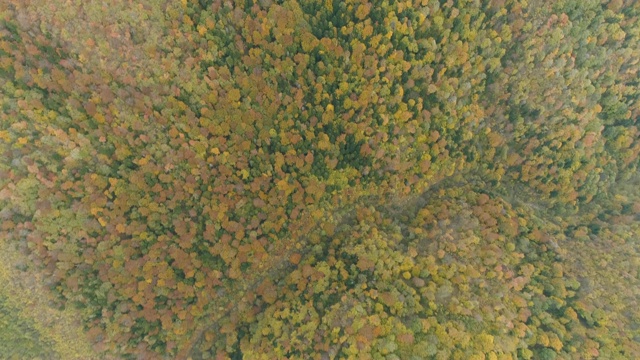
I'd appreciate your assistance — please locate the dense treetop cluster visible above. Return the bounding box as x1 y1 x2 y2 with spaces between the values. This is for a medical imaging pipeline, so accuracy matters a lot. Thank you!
1 0 639 359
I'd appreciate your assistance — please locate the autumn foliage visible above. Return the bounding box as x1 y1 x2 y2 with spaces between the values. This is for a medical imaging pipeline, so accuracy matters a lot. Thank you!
1 0 639 359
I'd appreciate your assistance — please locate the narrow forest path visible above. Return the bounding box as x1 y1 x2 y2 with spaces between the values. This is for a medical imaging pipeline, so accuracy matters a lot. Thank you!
183 170 474 358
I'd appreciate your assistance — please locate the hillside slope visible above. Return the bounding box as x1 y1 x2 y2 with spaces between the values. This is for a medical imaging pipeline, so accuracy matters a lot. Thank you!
1 0 639 359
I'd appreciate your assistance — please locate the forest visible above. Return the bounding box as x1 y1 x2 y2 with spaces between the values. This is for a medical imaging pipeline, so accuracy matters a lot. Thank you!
0 0 639 359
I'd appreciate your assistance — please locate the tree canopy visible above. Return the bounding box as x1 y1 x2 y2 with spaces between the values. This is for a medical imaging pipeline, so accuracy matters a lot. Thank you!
1 0 639 359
